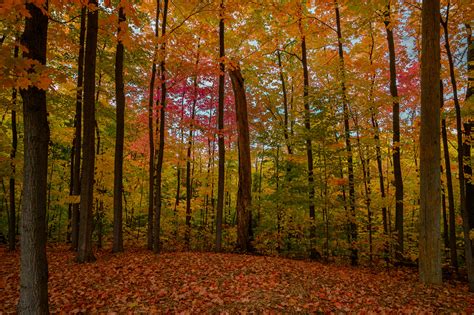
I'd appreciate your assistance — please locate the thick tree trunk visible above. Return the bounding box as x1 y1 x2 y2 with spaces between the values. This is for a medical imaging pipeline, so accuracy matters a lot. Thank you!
419 0 441 285
335 0 357 266
18 2 49 313
113 5 126 253
154 0 168 253
229 66 252 252
464 121 474 290
147 0 160 251
464 22 474 292
8 41 19 252
384 5 404 259
216 0 225 252
77 0 99 263
71 6 86 251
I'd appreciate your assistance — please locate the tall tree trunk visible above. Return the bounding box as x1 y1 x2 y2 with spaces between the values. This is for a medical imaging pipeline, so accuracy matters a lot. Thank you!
77 0 99 263
464 121 474 291
215 0 225 252
298 4 317 259
18 2 49 312
154 0 168 253
8 41 19 252
334 0 357 266
147 0 160 251
384 4 404 259
71 6 86 251
229 66 252 252
443 6 473 290
464 22 474 292
419 0 441 285
277 50 292 157
441 81 458 270
113 4 126 253
185 42 200 248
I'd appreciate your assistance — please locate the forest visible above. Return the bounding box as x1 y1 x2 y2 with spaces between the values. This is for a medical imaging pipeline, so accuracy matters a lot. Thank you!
0 0 473 312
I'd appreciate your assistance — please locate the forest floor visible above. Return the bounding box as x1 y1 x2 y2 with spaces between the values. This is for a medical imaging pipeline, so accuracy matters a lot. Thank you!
1 245 473 313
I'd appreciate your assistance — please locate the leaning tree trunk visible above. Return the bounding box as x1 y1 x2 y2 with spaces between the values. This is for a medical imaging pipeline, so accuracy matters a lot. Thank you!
8 40 19 252
18 2 49 313
215 0 225 252
71 5 86 251
77 0 99 263
154 0 169 253
113 4 126 253
335 0 357 266
384 4 404 260
419 0 441 285
229 66 252 252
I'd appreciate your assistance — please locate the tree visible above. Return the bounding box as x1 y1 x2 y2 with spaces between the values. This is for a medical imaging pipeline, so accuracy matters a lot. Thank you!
334 0 357 265
18 2 49 313
383 3 404 260
215 0 225 252
154 0 169 253
147 0 160 251
77 0 99 263
229 65 252 252
113 2 127 253
419 0 441 285
70 5 87 251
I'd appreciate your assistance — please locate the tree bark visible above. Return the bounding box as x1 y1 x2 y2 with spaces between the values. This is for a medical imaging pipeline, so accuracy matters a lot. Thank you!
298 4 317 260
113 4 126 253
147 0 160 251
71 5 86 251
419 0 441 285
154 0 169 253
216 0 225 252
464 22 474 292
77 0 99 263
18 2 49 313
229 66 252 252
384 4 404 259
441 81 458 269
334 0 357 266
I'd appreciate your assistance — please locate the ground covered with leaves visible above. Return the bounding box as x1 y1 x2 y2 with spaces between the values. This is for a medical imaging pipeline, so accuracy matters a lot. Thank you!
1 245 473 313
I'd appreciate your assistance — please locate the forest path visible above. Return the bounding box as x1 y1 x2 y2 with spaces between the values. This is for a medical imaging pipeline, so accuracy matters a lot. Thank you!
1 245 472 313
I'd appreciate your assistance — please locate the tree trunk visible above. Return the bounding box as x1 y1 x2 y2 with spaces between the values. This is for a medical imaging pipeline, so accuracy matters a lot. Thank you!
441 81 458 270
419 0 441 285
298 5 317 260
147 0 160 251
277 50 292 157
229 66 252 252
464 121 474 291
464 22 474 292
154 0 168 253
384 4 404 260
113 4 126 253
334 0 357 266
216 0 225 252
185 42 200 248
8 41 19 252
77 0 99 263
71 6 86 251
18 2 49 313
